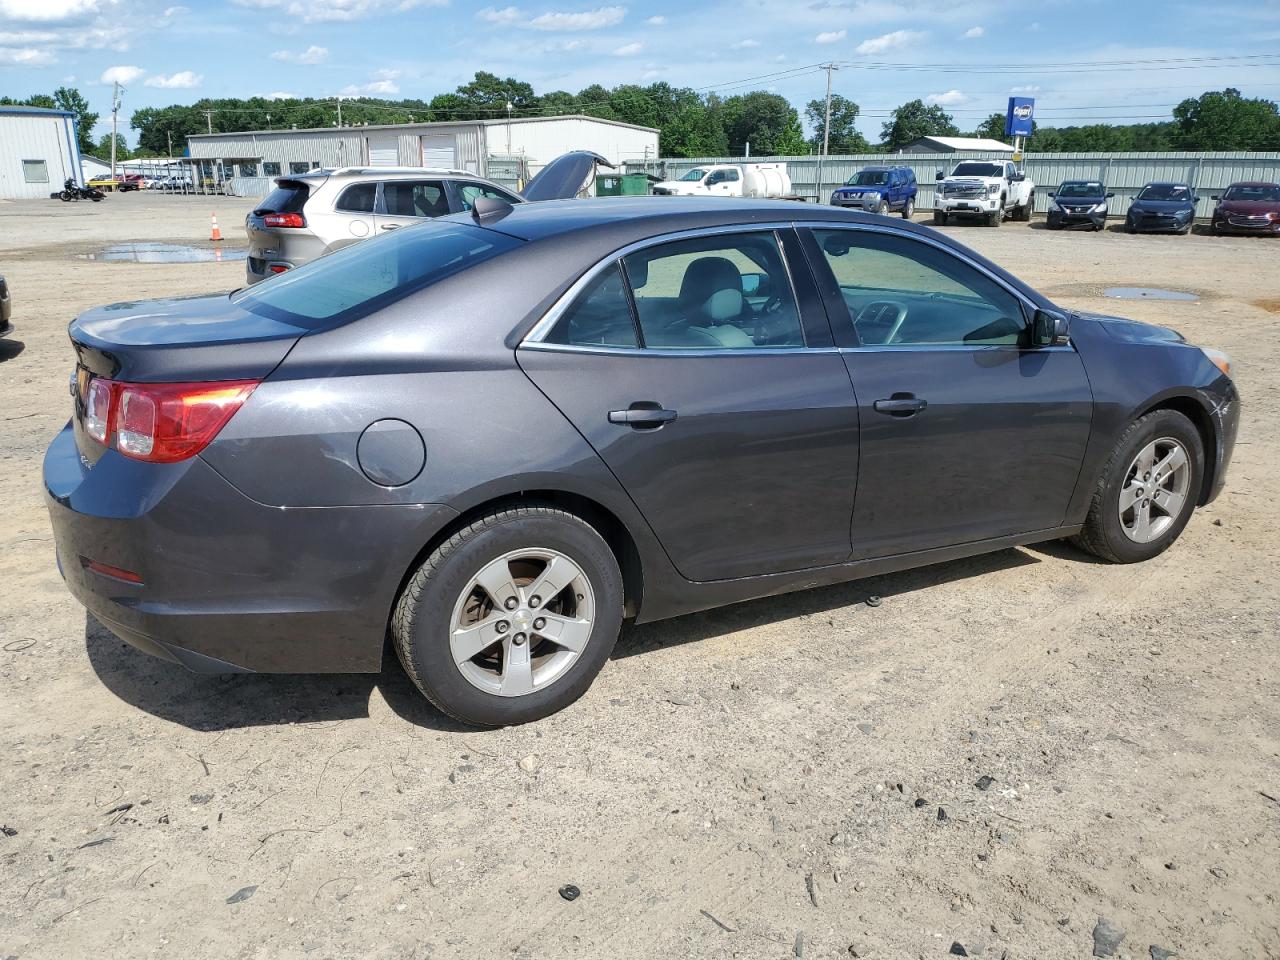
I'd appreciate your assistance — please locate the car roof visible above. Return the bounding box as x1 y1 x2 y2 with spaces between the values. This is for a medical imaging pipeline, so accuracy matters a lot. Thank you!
1226 180 1280 187
289 167 505 184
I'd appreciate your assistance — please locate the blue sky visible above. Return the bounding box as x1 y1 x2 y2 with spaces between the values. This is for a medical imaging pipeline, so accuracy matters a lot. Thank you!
2 0 1279 146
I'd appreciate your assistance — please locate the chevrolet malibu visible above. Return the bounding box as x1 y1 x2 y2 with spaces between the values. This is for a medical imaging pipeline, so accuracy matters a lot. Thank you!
45 197 1240 727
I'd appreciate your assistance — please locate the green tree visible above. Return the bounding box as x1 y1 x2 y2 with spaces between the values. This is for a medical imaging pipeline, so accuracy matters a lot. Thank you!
879 99 960 151
1172 88 1280 151
93 132 131 161
453 71 539 120
805 94 869 153
723 91 806 155
972 113 1006 142
54 87 98 153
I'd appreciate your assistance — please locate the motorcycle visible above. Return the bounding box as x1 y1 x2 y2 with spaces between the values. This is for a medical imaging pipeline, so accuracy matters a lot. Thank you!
59 178 105 202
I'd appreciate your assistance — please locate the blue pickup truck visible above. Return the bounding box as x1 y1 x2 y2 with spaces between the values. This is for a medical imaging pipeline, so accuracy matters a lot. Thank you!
830 166 918 218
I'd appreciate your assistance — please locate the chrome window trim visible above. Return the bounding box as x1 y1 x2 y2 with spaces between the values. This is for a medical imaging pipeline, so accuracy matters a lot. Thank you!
522 221 806 347
521 342 839 358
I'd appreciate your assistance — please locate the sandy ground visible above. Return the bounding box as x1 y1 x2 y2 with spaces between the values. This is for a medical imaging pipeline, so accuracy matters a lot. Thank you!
0 193 1277 960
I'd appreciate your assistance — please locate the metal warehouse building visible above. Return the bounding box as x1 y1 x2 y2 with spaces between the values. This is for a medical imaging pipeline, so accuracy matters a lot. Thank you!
185 114 660 197
0 106 84 200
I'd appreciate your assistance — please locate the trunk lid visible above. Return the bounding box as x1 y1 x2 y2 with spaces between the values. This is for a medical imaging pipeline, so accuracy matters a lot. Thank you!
520 151 612 202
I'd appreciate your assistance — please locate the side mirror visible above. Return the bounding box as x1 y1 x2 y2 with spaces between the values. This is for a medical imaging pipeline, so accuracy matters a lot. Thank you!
1211 195 1220 201
935 170 944 181
1011 172 1025 182
741 272 772 298
1032 308 1070 348
1047 192 1055 198
1106 192 1115 198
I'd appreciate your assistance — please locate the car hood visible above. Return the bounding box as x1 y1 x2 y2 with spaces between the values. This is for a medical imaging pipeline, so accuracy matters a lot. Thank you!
1054 196 1105 205
521 151 613 202
1078 311 1185 345
836 183 889 193
1130 198 1193 212
1215 199 1280 214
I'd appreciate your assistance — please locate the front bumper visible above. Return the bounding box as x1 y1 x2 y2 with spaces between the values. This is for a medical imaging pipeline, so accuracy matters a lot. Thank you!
937 196 1000 217
44 422 457 674
1212 215 1280 235
831 192 881 211
1205 381 1241 505
1047 208 1106 229
1127 212 1192 233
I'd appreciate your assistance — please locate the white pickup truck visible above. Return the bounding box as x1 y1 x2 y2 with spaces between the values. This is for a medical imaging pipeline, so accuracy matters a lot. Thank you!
933 159 1034 227
651 163 792 199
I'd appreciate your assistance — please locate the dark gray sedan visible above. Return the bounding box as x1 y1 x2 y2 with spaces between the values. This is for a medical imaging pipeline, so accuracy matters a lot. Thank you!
45 197 1239 726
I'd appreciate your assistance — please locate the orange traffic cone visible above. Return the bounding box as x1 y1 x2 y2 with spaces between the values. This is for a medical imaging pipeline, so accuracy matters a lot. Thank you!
210 211 223 242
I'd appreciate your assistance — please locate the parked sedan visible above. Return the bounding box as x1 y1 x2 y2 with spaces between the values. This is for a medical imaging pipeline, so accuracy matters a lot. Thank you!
1125 182 1197 234
45 198 1239 726
0 274 11 339
1210 181 1280 236
1046 180 1113 231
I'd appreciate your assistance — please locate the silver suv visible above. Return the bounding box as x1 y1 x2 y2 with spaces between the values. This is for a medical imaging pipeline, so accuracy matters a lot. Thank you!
243 152 609 284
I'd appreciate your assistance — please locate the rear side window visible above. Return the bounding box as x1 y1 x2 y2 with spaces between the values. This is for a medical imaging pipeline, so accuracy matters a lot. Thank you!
457 182 519 211
254 181 309 215
383 180 449 218
336 182 377 213
544 264 638 348
231 221 520 330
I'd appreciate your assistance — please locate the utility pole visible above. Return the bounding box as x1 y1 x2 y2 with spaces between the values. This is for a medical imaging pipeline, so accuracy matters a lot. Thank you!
110 80 123 185
166 129 173 159
336 97 342 128
204 109 213 134
817 62 838 203
506 99 513 157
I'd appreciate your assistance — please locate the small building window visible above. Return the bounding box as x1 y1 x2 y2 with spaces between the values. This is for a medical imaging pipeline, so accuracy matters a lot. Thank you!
22 160 49 183
263 162 281 176
239 161 259 178
289 162 310 174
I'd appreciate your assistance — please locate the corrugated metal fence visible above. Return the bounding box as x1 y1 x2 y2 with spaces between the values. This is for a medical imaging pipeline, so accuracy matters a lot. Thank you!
622 152 1280 219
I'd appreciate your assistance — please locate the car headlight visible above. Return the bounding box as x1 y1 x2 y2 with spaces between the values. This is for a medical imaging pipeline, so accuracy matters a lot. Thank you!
1201 347 1232 378
1090 203 1107 214
988 184 1000 196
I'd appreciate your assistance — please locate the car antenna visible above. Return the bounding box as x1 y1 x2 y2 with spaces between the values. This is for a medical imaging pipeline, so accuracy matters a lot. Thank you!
471 196 513 225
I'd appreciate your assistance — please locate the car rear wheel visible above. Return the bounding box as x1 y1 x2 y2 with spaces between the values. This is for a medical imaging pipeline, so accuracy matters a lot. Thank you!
392 504 624 727
901 198 915 220
933 211 947 225
1072 409 1203 564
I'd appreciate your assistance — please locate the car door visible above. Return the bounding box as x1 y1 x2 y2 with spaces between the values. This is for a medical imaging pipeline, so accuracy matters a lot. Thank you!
374 179 450 233
802 225 1093 559
325 180 377 249
887 171 903 209
517 227 861 582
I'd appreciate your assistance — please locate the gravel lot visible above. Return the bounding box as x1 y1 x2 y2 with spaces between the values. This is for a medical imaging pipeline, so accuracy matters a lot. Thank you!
1 193 1277 960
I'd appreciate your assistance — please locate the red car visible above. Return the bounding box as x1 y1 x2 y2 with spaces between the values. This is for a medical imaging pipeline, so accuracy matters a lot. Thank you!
1210 181 1280 236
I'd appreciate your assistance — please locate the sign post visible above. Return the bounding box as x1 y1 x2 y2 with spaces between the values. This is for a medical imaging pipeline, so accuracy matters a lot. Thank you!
1005 96 1035 163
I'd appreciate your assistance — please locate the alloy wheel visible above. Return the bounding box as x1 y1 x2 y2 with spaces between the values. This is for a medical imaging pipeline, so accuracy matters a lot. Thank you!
449 548 595 697
1118 437 1191 543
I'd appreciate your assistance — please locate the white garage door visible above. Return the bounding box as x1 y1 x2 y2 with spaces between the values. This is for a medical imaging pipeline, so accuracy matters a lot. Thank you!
367 135 399 166
420 134 457 169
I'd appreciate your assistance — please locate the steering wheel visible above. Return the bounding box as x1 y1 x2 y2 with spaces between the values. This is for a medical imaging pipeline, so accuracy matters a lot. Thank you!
855 300 909 344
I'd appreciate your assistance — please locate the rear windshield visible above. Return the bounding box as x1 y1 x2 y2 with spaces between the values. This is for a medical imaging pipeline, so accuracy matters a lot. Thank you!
254 181 310 215
1137 184 1191 201
231 220 520 329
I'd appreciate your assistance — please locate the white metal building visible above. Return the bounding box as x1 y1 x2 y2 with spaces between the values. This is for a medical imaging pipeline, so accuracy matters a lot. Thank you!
0 106 84 199
185 114 659 196
898 136 1016 155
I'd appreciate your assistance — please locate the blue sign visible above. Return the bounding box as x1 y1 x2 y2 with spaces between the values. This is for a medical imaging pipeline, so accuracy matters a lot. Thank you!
1005 97 1035 137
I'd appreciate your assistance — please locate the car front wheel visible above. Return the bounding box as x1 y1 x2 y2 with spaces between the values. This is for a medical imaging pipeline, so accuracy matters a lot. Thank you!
1072 409 1204 563
901 198 915 220
393 505 624 727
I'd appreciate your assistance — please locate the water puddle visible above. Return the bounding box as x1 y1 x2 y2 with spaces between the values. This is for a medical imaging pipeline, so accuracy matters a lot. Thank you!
1103 287 1198 302
77 243 247 263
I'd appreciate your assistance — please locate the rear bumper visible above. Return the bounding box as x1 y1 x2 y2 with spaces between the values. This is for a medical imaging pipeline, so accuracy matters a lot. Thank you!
44 422 457 674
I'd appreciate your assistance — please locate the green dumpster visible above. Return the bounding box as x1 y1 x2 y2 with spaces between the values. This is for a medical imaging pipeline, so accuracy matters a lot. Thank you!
596 173 651 197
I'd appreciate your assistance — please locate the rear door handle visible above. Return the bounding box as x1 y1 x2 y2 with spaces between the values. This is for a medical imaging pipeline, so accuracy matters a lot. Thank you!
609 405 678 428
873 396 927 417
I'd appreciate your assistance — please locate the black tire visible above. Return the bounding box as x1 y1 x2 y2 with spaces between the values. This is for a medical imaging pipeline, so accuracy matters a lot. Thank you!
873 197 886 216
933 211 947 226
988 207 1002 227
392 504 624 727
1125 223 1137 234
901 198 914 220
1018 196 1034 221
1071 409 1204 564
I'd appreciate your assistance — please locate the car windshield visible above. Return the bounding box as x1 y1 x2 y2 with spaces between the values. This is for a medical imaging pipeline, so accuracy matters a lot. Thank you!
951 162 1004 178
678 168 708 182
1137 184 1191 201
1223 184 1280 202
848 170 889 185
1058 182 1104 198
231 221 520 329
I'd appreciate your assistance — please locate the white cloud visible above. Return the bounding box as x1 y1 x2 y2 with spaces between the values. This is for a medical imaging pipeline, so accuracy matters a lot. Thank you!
855 29 923 54
613 40 642 55
341 70 401 95
1010 84 1040 94
0 45 54 64
925 89 967 106
479 5 626 30
234 0 447 23
732 38 760 48
162 5 189 16
644 14 663 25
146 70 202 88
0 0 103 21
99 64 144 84
270 43 328 63
962 25 983 38
265 91 298 100
815 29 845 44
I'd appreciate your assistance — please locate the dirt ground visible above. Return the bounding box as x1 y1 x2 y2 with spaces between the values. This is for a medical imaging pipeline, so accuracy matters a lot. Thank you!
1 193 1277 960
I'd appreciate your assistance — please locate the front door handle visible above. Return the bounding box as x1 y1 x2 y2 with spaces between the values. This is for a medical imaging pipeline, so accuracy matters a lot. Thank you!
873 395 927 417
379 223 400 231
609 405 678 428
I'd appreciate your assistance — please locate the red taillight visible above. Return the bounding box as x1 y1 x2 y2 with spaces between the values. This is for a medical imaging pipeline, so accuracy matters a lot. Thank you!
268 264 290 274
82 558 144 584
80 376 259 463
263 212 305 228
